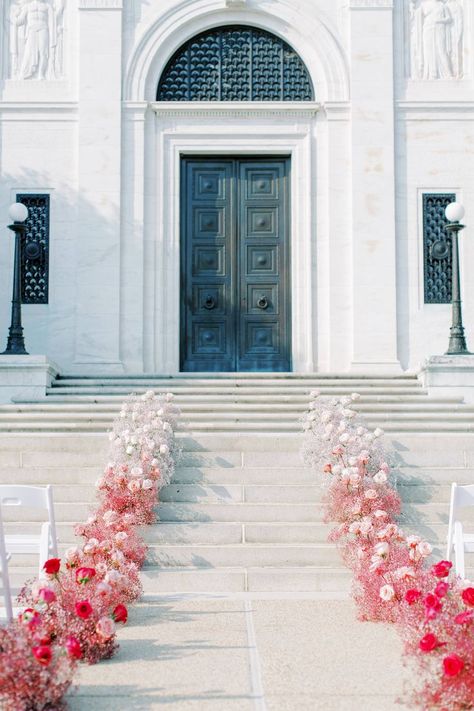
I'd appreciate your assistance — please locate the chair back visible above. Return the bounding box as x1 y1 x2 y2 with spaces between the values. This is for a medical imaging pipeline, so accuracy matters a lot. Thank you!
0 504 13 623
0 485 58 558
447 483 474 560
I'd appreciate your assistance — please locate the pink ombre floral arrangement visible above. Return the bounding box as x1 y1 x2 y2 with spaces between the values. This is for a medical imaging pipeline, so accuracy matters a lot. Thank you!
0 390 180 710
303 392 474 710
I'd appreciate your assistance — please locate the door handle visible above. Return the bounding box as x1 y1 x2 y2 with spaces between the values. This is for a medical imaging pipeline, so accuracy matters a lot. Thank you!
257 296 269 310
203 295 216 310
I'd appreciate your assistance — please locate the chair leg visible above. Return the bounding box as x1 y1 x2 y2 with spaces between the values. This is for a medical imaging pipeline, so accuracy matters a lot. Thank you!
454 521 466 579
2 569 13 623
39 522 51 576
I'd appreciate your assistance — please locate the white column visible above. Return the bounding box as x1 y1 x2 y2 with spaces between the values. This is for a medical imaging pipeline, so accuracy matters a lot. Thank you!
349 0 401 373
74 0 123 372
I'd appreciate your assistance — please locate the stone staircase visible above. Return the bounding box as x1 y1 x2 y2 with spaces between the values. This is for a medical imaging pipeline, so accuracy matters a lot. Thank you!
1 374 474 599
2 373 474 433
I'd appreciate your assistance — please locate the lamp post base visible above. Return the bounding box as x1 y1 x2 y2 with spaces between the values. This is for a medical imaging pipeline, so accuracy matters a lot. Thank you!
419 354 474 403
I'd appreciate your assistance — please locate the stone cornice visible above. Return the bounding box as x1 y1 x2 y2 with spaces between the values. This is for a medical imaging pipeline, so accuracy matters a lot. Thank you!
349 0 393 8
149 101 320 119
79 0 123 8
0 102 78 121
397 101 474 120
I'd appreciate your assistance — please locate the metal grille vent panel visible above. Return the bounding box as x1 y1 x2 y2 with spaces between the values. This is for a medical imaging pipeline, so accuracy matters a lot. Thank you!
17 194 50 305
423 193 455 305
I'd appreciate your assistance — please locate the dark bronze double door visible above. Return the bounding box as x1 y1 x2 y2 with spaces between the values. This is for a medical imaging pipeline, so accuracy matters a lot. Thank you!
180 157 291 372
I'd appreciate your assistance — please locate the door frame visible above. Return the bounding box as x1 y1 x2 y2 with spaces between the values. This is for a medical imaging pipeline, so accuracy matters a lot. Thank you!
148 104 318 373
179 155 292 372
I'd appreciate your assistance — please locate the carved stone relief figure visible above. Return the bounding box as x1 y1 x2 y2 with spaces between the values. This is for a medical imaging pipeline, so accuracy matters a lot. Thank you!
8 0 65 80
409 0 464 80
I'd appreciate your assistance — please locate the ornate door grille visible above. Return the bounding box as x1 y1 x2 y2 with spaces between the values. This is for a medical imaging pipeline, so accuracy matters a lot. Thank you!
423 193 455 304
16 193 50 305
157 25 314 102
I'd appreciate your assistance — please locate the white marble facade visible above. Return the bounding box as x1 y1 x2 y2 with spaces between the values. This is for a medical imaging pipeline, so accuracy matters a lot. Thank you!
0 0 473 375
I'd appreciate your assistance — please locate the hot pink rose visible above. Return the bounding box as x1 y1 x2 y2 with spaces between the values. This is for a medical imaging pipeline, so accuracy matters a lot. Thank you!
38 587 56 604
43 558 61 575
404 589 422 606
431 560 452 578
32 645 52 666
419 633 444 653
76 567 96 585
455 610 474 625
66 636 82 659
75 600 93 619
443 654 464 677
461 587 474 607
434 581 449 598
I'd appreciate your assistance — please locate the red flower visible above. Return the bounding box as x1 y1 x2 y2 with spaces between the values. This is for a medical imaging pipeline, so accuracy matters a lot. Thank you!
405 589 422 605
434 581 449 598
431 560 452 578
75 600 93 619
43 558 61 575
20 608 41 630
424 593 442 620
32 645 52 666
443 654 464 677
113 604 128 624
461 587 474 607
65 636 82 659
76 567 96 585
455 610 474 625
38 587 56 604
419 633 444 653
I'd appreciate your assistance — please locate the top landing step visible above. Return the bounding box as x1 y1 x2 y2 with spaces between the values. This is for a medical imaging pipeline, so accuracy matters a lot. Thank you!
55 373 419 381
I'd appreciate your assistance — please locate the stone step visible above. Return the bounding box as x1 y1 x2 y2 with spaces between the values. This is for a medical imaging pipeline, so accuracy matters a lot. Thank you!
145 543 339 568
44 386 426 397
50 375 420 386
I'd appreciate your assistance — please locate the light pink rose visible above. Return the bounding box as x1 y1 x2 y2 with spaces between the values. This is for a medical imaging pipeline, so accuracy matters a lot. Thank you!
96 616 116 640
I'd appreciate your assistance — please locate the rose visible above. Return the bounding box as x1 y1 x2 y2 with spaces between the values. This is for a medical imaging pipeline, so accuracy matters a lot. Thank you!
405 589 422 605
434 581 449 598
424 593 442 619
76 567 96 585
65 636 82 659
128 479 141 493
75 600 93 619
373 471 387 484
461 587 474 607
417 541 433 557
419 633 444 653
142 479 154 490
455 611 474 625
112 604 128 624
43 558 61 575
20 608 41 629
431 560 452 578
32 645 52 666
379 584 395 602
364 489 378 500
38 587 56 604
96 616 116 641
374 542 390 558
443 654 464 677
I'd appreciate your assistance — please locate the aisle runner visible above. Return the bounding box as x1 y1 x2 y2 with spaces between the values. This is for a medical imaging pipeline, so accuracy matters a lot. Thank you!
0 391 179 710
303 392 474 710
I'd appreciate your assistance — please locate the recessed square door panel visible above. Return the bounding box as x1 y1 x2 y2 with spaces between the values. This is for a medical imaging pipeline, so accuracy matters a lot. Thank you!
193 208 226 239
181 157 290 372
246 208 278 239
192 245 226 276
247 245 279 276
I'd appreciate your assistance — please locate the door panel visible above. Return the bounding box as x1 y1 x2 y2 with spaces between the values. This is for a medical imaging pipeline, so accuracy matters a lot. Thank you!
181 157 291 372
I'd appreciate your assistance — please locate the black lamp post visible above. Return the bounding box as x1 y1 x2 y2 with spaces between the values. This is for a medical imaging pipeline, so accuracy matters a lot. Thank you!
445 201 470 355
1 202 29 355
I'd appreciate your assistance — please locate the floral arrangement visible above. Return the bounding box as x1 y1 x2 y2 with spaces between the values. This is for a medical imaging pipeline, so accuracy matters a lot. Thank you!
0 390 180 710
303 392 474 710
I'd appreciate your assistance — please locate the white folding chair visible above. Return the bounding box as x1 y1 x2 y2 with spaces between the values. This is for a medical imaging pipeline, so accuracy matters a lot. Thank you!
446 483 474 579
0 485 58 576
0 503 13 623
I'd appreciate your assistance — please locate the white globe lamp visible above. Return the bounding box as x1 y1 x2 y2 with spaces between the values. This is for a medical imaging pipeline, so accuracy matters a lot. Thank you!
8 202 29 223
445 202 465 223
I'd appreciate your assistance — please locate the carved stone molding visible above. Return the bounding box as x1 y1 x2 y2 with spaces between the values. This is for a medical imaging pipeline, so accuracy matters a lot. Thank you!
408 0 464 79
225 0 247 6
349 0 393 7
7 0 66 80
79 0 122 7
149 101 320 119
